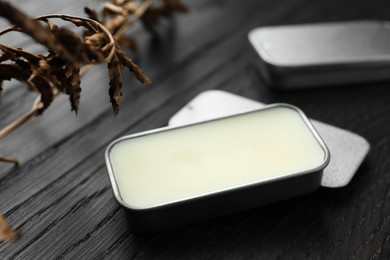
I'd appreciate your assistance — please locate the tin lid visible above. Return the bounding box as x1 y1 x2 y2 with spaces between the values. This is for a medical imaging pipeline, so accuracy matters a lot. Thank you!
168 90 370 188
247 21 390 88
248 20 390 68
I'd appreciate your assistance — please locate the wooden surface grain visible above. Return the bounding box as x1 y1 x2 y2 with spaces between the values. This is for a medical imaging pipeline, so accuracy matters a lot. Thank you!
1 0 390 259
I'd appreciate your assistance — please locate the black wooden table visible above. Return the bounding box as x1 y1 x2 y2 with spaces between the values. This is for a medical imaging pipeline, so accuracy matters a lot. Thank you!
1 0 390 259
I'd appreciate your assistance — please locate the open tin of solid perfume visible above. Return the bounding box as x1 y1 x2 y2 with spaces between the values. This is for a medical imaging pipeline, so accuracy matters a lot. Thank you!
105 104 330 233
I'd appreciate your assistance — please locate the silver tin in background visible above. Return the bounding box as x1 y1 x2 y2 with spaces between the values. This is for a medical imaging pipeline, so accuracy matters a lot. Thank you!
248 20 390 89
105 104 330 233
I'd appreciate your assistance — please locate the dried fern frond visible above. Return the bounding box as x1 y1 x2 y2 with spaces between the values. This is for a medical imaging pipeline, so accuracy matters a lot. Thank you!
0 10 116 113
0 3 150 114
0 0 187 165
108 44 152 115
0 0 188 242
108 52 124 115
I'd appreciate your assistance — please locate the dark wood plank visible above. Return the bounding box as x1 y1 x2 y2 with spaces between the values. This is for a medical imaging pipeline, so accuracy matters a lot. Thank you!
2 0 390 259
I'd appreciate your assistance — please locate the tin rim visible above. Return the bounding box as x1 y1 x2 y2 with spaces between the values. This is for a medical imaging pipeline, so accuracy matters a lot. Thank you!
105 103 330 211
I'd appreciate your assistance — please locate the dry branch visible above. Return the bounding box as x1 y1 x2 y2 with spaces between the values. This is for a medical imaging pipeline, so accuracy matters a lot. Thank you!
0 0 187 148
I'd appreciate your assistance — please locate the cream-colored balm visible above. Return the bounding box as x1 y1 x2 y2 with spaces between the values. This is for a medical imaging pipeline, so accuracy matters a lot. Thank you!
107 105 328 209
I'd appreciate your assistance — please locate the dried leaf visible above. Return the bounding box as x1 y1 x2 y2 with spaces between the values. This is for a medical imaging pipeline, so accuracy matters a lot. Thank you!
31 78 54 114
45 19 58 31
0 214 18 241
66 64 81 112
15 61 36 90
84 33 108 49
0 63 31 82
17 59 54 112
85 33 115 59
49 63 81 113
116 35 138 51
28 59 51 82
0 44 42 64
108 53 123 115
52 28 104 64
52 67 68 93
116 46 151 84
0 57 47 95
84 7 99 22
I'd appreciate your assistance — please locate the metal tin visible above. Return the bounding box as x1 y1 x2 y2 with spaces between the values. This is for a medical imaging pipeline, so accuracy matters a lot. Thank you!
105 104 330 233
248 20 390 89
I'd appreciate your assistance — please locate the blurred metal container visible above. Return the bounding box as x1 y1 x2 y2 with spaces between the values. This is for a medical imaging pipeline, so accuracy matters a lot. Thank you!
248 20 390 88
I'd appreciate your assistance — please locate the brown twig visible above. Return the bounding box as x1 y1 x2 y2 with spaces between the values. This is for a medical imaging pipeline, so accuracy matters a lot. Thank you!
0 157 19 166
0 94 44 139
